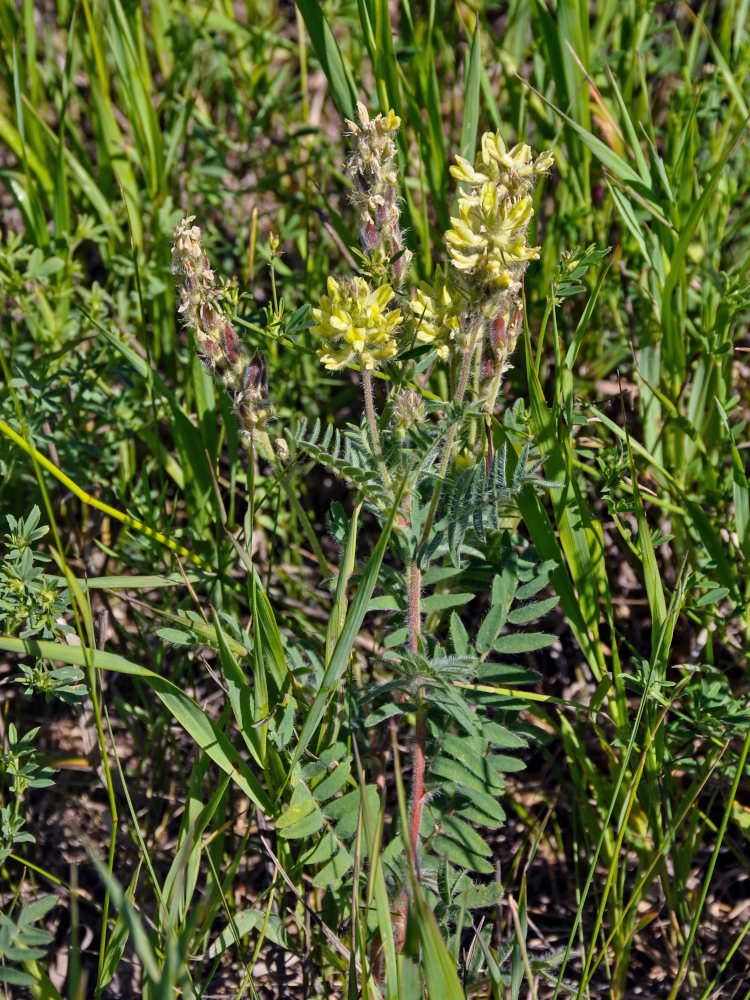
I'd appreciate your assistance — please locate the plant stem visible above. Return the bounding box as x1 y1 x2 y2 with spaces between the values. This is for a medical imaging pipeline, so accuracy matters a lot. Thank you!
408 700 426 868
397 558 426 943
403 326 481 869
406 560 421 655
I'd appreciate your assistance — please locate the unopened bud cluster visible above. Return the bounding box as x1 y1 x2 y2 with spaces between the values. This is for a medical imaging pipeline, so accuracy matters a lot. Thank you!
345 102 412 286
390 387 425 439
171 216 270 435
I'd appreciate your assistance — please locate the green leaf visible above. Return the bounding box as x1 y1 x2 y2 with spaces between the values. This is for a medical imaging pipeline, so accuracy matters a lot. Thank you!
429 760 505 819
313 759 352 800
493 633 556 654
155 627 194 645
312 850 354 887
302 830 337 866
507 596 558 625
421 592 474 613
440 735 504 790
459 24 481 164
277 809 325 840
213 612 265 768
476 574 515 654
99 866 141 989
431 834 494 874
0 968 35 986
276 783 317 830
328 504 361 659
324 788 369 839
411 885 467 1000
18 895 57 925
209 910 292 958
449 612 470 656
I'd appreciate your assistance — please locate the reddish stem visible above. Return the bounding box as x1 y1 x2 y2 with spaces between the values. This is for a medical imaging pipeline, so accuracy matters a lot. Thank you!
408 703 426 869
406 561 425 870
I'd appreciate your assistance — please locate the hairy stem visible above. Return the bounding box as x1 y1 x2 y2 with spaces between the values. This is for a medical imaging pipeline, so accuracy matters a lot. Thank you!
406 560 421 655
408 700 427 868
403 324 481 873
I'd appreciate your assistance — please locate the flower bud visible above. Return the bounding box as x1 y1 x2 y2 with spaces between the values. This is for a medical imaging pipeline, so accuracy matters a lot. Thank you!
360 220 380 251
390 386 424 438
243 353 268 396
223 322 240 364
490 312 507 351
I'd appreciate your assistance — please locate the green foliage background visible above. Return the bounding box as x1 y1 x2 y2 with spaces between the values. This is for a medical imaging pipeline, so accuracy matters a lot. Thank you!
0 1 749 998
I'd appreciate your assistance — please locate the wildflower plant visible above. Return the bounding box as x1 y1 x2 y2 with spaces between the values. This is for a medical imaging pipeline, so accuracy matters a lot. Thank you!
281 110 556 964
169 105 556 988
2 6 748 997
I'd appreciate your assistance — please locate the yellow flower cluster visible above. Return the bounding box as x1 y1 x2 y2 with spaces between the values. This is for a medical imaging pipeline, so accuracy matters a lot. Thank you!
446 131 553 289
450 132 554 189
410 265 464 359
312 276 402 371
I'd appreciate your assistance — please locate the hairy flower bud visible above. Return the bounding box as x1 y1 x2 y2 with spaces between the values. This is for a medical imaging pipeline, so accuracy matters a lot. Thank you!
345 102 412 286
171 215 273 437
390 386 425 439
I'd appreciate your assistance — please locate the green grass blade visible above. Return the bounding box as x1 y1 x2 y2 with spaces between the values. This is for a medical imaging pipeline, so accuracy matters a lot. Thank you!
717 400 750 560
0 636 273 813
523 327 607 679
326 502 361 664
294 0 357 121
289 478 406 773
458 23 481 165
213 611 266 768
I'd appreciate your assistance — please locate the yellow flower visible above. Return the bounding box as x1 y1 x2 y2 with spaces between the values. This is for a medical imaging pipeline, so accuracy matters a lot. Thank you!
312 276 402 371
446 130 553 290
450 131 554 189
410 266 464 358
446 184 539 285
